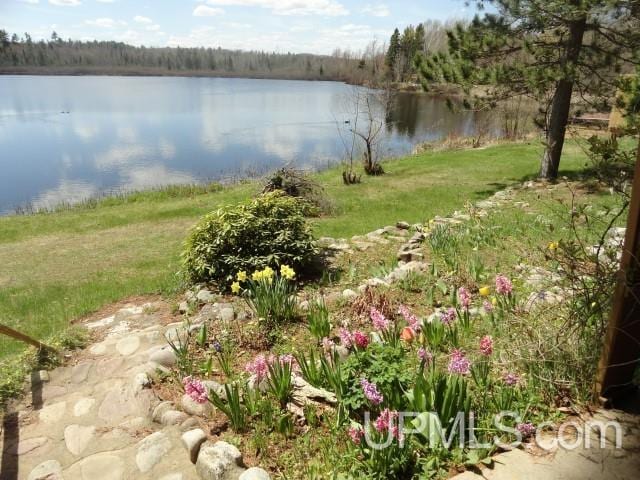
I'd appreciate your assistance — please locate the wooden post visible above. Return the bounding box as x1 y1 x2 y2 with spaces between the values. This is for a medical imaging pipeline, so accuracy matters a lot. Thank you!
0 324 57 353
597 134 640 399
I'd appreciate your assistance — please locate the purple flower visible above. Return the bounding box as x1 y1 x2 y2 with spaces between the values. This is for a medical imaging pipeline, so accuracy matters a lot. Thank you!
447 349 471 375
483 300 494 313
339 328 354 349
516 422 536 438
458 287 472 310
212 341 222 353
418 347 433 365
398 305 420 331
348 425 364 445
182 376 208 404
370 307 390 331
479 335 493 356
495 275 513 295
503 372 520 386
439 307 456 326
360 378 384 405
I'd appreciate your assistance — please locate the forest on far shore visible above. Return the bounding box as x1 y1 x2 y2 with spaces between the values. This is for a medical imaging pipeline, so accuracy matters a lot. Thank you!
0 21 453 86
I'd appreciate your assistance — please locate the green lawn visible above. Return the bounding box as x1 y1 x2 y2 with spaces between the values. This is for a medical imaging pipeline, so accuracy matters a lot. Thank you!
0 141 589 361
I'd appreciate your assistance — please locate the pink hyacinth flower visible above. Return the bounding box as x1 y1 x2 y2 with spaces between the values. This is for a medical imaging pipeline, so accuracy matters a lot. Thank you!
370 307 390 331
447 349 471 375
495 275 513 295
479 335 493 356
360 378 384 405
182 376 209 404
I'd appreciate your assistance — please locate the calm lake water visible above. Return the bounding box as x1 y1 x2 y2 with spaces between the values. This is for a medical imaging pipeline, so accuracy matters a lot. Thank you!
0 76 487 213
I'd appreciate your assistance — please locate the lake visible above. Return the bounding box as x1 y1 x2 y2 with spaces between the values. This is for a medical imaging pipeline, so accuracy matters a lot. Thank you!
0 76 488 213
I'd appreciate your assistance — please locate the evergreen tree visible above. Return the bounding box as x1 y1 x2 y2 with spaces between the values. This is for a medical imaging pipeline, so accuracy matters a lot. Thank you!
416 0 640 179
385 28 401 69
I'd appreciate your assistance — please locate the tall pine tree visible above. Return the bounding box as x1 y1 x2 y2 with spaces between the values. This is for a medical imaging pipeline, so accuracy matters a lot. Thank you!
416 1 640 179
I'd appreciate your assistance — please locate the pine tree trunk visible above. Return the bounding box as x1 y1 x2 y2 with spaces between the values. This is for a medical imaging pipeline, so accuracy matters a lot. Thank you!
539 17 587 180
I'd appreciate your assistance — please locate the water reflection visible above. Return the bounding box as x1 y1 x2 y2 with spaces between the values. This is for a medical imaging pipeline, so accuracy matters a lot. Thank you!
0 76 501 213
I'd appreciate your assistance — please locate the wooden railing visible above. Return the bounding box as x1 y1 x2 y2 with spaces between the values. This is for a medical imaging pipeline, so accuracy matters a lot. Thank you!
0 324 57 353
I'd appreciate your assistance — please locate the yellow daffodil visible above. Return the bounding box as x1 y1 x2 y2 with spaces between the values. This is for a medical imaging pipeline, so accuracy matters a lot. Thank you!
491 296 498 306
479 286 491 297
237 270 247 282
263 266 275 278
280 264 296 280
231 281 241 294
548 241 559 251
252 270 263 281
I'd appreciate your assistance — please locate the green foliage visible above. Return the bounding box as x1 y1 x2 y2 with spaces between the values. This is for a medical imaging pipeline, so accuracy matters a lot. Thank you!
182 191 317 284
341 342 413 413
208 382 249 433
307 299 331 341
267 359 295 410
245 272 299 339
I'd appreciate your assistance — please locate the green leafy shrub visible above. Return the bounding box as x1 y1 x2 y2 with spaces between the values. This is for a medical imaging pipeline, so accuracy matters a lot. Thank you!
182 191 317 284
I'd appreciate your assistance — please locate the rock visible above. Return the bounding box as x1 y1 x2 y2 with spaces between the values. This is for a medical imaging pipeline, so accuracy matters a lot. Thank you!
182 394 212 417
342 289 358 300
165 326 187 344
28 460 63 480
327 242 351 252
89 343 108 356
116 336 140 356
298 300 310 311
396 221 410 230
181 428 207 463
247 375 269 393
181 417 200 430
291 376 337 406
239 467 271 480
160 474 184 480
73 397 96 417
195 441 245 480
196 289 217 304
178 301 189 314
39 401 66 424
85 315 116 329
64 424 96 456
219 307 235 323
76 453 125 480
152 401 174 422
136 431 172 473
71 362 93 384
16 437 49 455
352 241 375 251
408 232 426 244
161 410 189 426
133 372 152 392
365 278 390 288
149 346 177 367
202 380 227 399
398 248 424 262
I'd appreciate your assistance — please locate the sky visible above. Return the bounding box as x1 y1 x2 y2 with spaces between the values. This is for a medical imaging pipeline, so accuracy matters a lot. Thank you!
1 0 476 55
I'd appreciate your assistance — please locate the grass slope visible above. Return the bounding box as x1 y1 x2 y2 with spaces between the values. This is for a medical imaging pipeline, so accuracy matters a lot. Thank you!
0 141 589 360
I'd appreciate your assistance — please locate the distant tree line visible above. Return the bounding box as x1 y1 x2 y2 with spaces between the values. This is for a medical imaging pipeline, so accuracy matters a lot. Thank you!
0 29 389 84
0 23 458 86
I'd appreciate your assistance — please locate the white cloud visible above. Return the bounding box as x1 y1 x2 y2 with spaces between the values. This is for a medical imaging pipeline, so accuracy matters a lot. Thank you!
49 0 82 5
133 15 153 24
362 3 390 17
193 5 225 17
85 18 123 28
203 0 348 16
146 24 161 31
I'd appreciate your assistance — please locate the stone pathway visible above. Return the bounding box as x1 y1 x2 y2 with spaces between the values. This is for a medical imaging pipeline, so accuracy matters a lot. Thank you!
0 301 267 480
452 409 640 480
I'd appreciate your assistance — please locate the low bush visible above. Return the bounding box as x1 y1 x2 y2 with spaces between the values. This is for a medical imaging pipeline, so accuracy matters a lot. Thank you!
181 191 317 285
